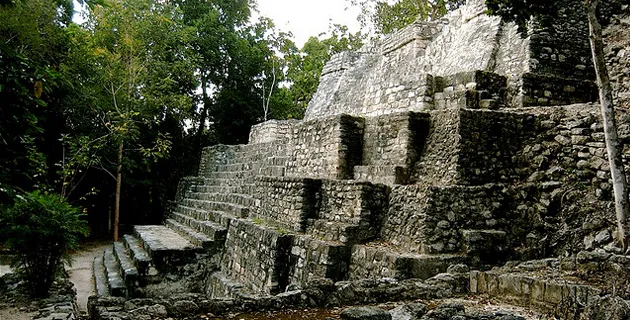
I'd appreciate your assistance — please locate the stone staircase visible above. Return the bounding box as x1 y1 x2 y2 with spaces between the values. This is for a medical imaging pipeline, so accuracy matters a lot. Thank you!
92 140 292 297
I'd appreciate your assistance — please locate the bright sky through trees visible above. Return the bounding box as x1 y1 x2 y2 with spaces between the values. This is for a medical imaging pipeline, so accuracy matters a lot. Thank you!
253 0 361 46
73 0 362 47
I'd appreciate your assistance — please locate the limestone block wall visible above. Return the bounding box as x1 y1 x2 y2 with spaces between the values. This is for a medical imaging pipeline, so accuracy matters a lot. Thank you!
456 108 538 185
198 144 241 176
285 114 364 180
303 0 603 120
304 19 441 120
424 0 501 76
526 0 594 81
381 183 561 255
515 104 626 198
314 180 388 234
605 9 630 109
361 112 430 168
412 109 461 185
252 176 321 232
288 236 350 286
220 219 292 295
248 119 297 145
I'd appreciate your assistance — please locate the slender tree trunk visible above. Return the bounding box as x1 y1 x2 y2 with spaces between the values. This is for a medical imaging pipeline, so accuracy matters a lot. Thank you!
585 0 629 249
196 78 210 146
113 141 124 242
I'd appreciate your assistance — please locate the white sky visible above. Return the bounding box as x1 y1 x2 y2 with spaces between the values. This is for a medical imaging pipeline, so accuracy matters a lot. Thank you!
252 0 362 47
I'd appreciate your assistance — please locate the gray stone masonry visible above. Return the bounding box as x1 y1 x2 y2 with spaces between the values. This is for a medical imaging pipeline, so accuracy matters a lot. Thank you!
91 0 630 308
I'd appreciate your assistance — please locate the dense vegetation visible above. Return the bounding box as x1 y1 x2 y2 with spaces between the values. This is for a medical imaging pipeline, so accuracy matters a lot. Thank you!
0 0 370 240
0 0 470 243
1 191 89 296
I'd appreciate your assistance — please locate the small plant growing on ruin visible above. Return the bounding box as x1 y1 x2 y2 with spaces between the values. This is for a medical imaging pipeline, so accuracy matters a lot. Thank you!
0 191 89 297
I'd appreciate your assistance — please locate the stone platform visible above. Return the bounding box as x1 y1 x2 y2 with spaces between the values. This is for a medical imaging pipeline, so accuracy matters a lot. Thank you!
91 0 630 310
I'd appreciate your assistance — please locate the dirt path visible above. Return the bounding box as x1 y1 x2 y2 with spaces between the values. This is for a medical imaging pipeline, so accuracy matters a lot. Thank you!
67 242 111 314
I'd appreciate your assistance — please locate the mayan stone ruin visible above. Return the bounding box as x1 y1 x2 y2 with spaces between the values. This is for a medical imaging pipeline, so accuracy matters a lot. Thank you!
89 0 630 318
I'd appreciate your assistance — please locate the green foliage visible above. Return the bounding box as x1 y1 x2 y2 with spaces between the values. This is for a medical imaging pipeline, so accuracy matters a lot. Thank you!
1 191 89 297
350 0 465 35
484 0 556 34
0 0 73 191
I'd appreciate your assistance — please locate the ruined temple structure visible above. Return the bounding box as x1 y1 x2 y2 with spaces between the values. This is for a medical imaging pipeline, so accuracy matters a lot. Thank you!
92 0 629 301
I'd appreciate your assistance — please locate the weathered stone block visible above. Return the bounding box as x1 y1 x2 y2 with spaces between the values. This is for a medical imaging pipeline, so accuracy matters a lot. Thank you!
341 306 392 320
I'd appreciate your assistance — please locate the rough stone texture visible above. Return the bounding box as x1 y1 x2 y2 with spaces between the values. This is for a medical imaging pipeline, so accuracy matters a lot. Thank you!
357 112 430 184
1 273 79 320
605 7 630 110
380 182 561 257
349 245 467 280
218 219 293 295
249 119 297 145
341 306 391 320
285 114 364 180
305 0 599 120
92 1 630 316
288 235 350 286
469 253 630 320
89 273 468 320
252 176 321 232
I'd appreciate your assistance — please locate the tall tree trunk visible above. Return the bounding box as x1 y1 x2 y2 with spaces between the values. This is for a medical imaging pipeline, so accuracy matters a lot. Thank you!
113 141 124 242
585 0 629 249
195 78 210 148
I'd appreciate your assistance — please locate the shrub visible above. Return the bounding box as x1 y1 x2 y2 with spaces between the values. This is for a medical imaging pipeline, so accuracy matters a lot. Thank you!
0 191 89 297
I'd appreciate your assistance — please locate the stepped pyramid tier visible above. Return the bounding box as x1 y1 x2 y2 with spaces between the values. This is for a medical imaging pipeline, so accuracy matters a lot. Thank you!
306 0 597 120
91 0 630 304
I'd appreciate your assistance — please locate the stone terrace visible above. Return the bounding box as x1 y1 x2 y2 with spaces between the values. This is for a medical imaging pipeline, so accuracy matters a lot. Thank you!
91 0 629 304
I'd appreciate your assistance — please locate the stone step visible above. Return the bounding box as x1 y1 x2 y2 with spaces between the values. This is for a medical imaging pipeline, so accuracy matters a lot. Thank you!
257 166 286 177
184 192 254 207
170 212 228 243
203 170 252 180
182 198 249 219
264 156 288 167
103 247 127 297
92 256 109 297
122 234 152 278
207 271 248 299
353 165 408 185
134 225 200 253
113 241 139 289
470 265 603 306
205 162 252 173
165 218 214 250
196 177 238 187
192 184 255 195
175 204 235 228
305 220 377 244
349 245 468 281
133 225 201 270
